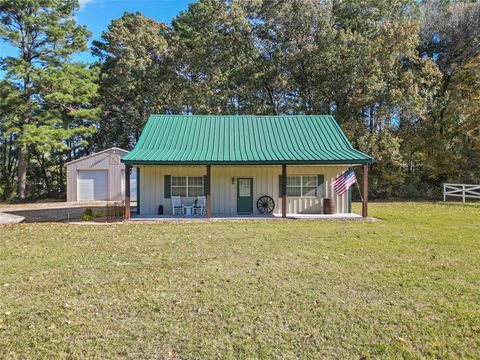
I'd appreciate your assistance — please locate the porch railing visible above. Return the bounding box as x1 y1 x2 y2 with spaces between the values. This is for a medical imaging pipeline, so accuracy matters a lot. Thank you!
443 183 480 202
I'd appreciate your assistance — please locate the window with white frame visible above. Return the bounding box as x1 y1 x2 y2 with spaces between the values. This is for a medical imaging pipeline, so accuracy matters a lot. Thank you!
286 175 318 197
171 176 204 197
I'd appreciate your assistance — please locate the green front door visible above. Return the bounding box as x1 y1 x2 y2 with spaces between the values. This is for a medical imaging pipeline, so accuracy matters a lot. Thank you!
237 178 253 214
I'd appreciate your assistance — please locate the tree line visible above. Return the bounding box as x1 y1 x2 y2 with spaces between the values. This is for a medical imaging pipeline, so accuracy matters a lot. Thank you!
1 0 479 201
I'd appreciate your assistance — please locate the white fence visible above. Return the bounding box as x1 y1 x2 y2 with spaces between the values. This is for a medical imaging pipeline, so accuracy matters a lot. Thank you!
443 184 480 202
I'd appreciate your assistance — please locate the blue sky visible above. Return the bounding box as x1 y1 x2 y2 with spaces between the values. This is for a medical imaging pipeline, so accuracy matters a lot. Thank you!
0 0 192 64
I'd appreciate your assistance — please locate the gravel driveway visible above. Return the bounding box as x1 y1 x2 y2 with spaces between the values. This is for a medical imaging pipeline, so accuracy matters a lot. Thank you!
0 212 25 224
0 201 133 223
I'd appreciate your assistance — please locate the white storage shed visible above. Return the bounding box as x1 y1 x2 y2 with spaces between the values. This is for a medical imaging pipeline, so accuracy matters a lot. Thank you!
66 147 137 202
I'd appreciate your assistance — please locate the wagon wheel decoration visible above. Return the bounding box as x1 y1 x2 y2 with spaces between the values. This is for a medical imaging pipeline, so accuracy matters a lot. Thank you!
256 195 275 214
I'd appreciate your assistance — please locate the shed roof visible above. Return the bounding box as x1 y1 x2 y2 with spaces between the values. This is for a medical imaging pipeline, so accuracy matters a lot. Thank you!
122 115 372 165
65 147 128 166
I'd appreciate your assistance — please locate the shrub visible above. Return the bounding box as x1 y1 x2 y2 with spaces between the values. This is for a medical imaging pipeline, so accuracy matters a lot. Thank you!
83 208 94 221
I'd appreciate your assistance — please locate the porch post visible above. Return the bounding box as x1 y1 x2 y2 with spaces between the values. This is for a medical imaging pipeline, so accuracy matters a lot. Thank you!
136 167 140 215
206 164 211 218
124 165 131 220
362 164 368 218
282 164 287 218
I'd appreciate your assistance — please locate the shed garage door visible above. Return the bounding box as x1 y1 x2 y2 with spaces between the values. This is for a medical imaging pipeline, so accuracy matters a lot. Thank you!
77 170 108 201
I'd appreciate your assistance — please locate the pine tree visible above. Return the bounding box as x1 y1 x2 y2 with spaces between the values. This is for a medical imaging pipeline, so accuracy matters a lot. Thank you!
92 12 170 148
0 0 91 199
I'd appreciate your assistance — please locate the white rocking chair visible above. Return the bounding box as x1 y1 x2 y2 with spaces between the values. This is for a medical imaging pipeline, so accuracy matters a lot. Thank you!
193 196 206 216
172 196 184 215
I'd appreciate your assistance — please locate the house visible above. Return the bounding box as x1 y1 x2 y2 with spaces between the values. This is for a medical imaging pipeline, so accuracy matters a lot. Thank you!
66 147 137 202
121 115 372 219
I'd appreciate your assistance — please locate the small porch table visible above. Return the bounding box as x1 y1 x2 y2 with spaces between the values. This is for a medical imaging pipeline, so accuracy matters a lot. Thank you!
183 205 193 216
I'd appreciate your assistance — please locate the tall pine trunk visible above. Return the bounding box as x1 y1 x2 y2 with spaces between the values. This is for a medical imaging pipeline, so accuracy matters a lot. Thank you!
17 144 28 199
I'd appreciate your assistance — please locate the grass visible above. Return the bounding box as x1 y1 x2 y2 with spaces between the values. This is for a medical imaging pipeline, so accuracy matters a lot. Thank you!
1 202 479 359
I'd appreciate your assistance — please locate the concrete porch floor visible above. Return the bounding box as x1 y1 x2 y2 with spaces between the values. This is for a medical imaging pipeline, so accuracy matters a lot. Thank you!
129 213 366 222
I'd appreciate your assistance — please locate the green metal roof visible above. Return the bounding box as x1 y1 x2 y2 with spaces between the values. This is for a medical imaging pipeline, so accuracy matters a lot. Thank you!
122 115 372 165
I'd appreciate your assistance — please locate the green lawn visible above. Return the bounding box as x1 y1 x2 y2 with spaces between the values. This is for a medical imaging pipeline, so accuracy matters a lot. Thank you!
1 202 479 359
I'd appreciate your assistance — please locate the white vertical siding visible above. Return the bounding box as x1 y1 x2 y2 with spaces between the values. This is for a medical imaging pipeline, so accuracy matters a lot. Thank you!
211 166 278 215
139 166 206 215
138 165 356 216
285 166 351 214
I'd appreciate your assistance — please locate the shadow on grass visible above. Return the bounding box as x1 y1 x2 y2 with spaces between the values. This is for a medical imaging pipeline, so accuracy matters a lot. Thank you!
354 199 480 207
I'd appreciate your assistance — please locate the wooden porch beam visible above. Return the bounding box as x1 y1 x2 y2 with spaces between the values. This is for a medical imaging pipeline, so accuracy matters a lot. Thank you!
136 167 140 215
206 165 211 218
282 164 287 218
124 165 131 220
362 164 368 218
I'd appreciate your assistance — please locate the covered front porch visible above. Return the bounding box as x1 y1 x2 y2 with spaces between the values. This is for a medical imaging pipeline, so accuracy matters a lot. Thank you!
123 164 369 220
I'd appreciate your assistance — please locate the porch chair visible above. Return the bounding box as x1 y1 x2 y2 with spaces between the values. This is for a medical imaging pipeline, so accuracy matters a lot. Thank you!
172 196 184 215
193 196 206 216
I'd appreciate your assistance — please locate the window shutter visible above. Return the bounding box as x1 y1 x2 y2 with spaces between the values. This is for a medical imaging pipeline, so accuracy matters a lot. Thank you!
203 175 207 196
164 175 171 198
279 175 283 196
317 175 325 198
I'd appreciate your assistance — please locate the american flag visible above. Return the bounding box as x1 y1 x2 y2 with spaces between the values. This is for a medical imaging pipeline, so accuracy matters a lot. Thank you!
331 168 357 196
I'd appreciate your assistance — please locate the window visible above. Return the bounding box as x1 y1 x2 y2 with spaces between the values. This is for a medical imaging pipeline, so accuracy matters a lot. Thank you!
171 176 203 197
286 175 318 197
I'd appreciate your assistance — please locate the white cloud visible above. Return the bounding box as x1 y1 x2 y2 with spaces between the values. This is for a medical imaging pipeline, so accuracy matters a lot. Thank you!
78 0 96 10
